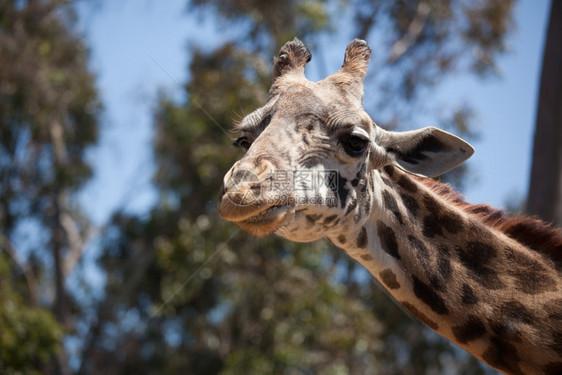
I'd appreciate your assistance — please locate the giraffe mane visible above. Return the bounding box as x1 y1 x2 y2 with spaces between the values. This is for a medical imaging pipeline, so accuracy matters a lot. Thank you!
415 176 562 266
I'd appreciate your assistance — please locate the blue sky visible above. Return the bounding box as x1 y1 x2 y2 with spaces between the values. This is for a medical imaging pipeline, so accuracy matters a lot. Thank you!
77 0 551 226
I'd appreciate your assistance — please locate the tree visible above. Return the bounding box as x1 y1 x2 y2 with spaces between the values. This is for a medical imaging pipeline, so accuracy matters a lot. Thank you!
82 1 516 374
0 0 100 373
0 252 61 375
526 0 562 227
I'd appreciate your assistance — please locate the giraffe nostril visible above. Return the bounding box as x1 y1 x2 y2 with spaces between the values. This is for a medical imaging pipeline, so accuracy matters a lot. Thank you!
220 158 277 210
230 169 261 186
232 170 247 185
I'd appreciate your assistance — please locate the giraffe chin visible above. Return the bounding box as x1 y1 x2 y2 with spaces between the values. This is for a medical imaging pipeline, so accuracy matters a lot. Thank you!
234 206 291 237
274 212 327 243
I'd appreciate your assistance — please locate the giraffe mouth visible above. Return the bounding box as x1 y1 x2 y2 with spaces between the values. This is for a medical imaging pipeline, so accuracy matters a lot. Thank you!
234 205 291 237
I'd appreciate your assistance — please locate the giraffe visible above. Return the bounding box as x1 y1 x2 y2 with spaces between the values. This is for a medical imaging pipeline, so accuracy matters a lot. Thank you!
217 38 562 375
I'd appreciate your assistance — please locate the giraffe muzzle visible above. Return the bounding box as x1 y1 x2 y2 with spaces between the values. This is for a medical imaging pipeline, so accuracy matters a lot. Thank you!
218 163 294 235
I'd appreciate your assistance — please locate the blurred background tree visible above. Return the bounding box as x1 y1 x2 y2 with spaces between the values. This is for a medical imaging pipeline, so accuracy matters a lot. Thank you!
526 0 561 227
0 0 100 373
2 0 559 374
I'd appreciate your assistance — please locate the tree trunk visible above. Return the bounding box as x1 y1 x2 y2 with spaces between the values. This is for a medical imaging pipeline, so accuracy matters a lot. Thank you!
53 189 71 375
50 119 72 375
526 1 562 227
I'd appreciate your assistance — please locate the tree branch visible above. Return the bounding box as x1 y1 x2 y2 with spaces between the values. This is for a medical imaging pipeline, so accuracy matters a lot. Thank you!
388 1 430 63
61 211 91 276
49 119 92 276
49 119 73 375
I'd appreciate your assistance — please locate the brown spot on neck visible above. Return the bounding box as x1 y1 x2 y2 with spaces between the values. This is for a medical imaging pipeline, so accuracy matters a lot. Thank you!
356 226 368 248
481 337 524 375
382 190 403 224
379 269 400 289
401 302 439 330
461 284 478 305
360 253 373 261
452 315 486 344
412 275 449 315
376 221 400 259
337 234 347 244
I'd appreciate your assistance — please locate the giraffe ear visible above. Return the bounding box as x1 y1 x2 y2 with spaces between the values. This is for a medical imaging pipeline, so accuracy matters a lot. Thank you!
272 38 312 82
378 127 475 178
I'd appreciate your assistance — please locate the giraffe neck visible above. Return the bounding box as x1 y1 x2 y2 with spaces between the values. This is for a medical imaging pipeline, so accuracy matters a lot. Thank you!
329 166 562 375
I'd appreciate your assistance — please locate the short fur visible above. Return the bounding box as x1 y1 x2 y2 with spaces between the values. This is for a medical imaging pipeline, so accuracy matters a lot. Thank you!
417 176 562 265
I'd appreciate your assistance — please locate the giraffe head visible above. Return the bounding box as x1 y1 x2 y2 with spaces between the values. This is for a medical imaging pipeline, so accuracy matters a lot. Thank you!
218 38 474 241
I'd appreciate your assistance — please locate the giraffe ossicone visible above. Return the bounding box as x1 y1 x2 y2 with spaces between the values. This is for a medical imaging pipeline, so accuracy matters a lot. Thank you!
218 38 562 375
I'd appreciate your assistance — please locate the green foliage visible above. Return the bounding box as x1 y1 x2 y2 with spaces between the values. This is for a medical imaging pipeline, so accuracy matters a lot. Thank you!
189 0 330 47
0 0 100 230
462 0 515 75
0 255 61 374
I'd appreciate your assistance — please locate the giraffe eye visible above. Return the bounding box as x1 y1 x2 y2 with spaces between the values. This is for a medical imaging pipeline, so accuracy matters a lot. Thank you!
233 135 251 151
341 133 368 156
